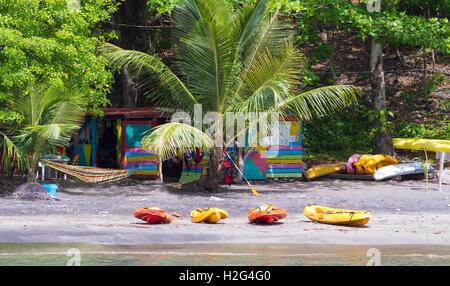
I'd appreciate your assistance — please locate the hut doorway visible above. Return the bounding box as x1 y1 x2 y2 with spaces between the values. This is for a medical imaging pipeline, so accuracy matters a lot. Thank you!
96 119 120 169
162 157 183 181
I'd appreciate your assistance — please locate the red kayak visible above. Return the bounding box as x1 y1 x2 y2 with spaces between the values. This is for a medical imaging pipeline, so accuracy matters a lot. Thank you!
248 204 287 224
134 207 173 224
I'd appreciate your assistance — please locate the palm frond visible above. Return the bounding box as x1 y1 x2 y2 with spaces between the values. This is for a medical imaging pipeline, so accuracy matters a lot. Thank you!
140 122 214 161
230 1 293 100
3 82 85 175
228 44 304 112
0 131 29 171
173 0 235 111
100 43 198 111
275 85 360 121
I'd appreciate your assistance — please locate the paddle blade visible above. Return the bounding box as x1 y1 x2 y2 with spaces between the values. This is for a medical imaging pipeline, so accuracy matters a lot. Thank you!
247 209 255 215
250 186 260 197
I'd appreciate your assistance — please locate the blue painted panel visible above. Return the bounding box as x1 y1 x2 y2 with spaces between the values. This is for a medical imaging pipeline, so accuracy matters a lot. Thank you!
125 165 158 170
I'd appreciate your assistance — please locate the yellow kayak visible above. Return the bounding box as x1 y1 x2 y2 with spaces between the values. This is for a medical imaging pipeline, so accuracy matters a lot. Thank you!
303 205 373 226
305 163 346 180
190 208 229 223
393 138 450 153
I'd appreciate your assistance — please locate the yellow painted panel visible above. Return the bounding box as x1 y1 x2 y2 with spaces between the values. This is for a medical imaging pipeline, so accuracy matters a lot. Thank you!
134 170 158 175
124 156 159 162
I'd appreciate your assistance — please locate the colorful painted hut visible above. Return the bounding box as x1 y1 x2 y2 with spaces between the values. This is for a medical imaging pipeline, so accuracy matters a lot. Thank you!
63 109 302 182
179 115 303 183
64 107 170 179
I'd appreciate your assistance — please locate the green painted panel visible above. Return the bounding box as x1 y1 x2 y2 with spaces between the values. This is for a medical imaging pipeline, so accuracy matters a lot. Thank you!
266 173 303 178
125 124 152 147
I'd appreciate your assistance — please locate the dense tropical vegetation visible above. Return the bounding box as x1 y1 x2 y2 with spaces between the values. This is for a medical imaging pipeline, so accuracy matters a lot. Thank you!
0 0 448 183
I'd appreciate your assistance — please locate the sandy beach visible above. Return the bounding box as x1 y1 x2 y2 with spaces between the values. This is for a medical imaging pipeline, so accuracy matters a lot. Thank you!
0 177 449 246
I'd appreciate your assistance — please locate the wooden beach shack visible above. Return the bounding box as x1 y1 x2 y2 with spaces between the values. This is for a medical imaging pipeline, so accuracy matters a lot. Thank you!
66 107 170 179
244 115 303 180
179 115 304 183
62 110 303 183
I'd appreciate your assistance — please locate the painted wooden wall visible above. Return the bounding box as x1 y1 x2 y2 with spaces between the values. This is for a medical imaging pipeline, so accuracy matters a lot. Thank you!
121 120 159 178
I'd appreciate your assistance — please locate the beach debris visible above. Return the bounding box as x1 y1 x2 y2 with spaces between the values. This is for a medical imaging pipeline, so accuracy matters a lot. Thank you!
172 212 181 218
134 207 172 224
190 208 228 223
248 204 287 224
8 182 52 201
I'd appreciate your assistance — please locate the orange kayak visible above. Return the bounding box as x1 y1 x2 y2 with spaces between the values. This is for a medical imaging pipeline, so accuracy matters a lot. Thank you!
248 204 287 224
134 207 173 224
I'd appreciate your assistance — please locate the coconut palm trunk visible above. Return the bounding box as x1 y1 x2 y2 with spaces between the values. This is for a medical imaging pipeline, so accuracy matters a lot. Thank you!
101 0 359 192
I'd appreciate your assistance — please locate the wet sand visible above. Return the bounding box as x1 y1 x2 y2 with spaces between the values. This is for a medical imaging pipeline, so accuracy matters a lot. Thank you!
0 178 449 245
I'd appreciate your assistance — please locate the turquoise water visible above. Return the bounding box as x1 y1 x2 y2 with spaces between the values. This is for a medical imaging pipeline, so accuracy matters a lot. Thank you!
0 243 449 266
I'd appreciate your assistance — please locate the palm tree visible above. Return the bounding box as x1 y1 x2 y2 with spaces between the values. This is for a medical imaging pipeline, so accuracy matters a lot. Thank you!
101 0 359 191
0 83 84 181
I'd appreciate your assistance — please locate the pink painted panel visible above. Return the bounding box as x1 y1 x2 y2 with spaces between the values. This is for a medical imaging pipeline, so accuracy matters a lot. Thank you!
266 146 302 151
266 163 303 169
249 152 266 175
125 147 151 154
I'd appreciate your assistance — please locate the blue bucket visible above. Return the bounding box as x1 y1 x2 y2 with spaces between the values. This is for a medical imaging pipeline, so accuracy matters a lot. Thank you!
41 183 58 198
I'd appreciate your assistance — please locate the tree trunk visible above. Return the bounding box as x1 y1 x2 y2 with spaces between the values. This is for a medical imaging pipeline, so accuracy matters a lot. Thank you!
28 152 38 182
235 146 244 183
235 147 256 183
187 148 224 192
327 30 338 80
109 0 149 108
121 66 138 108
370 38 394 156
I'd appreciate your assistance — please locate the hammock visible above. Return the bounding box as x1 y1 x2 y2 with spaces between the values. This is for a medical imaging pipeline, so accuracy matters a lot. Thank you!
41 160 134 184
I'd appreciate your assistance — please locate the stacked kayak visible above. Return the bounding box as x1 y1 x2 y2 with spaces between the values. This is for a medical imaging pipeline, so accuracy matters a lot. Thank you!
190 208 229 223
305 163 346 180
393 138 450 153
303 205 373 226
134 207 173 224
373 162 435 181
354 154 398 175
345 154 362 174
248 204 287 224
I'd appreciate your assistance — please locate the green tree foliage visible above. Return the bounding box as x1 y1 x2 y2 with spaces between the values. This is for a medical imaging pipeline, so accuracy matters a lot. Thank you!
303 104 375 160
292 0 449 52
148 0 177 15
0 0 119 123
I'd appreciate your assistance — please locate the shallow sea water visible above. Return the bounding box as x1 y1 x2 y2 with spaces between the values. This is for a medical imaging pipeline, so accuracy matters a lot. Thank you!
0 243 449 266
